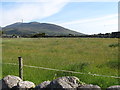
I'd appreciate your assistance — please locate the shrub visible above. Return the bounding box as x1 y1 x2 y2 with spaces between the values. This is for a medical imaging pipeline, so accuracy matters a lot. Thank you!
109 43 120 47
106 60 120 69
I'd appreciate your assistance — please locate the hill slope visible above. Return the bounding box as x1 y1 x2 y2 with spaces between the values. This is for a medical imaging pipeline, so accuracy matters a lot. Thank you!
2 22 84 36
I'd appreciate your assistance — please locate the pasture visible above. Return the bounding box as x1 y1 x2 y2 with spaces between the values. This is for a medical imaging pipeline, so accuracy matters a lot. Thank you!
2 38 119 88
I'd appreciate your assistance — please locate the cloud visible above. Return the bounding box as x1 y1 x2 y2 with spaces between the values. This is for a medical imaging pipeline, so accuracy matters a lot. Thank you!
1 0 119 2
59 14 118 34
1 0 69 26
61 14 118 25
70 0 119 2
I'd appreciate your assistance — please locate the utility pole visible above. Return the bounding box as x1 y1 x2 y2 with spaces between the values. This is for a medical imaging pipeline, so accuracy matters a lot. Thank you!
21 19 23 23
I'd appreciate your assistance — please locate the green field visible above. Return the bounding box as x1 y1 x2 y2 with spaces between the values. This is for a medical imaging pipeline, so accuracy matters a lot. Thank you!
2 38 120 88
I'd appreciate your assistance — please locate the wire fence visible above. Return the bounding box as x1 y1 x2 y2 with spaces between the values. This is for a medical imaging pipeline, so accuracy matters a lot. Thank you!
3 62 120 79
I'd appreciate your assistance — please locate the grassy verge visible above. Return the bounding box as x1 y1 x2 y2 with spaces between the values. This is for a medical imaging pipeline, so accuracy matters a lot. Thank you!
2 38 119 88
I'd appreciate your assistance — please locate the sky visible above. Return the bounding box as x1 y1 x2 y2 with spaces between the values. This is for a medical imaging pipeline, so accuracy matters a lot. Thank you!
0 0 119 34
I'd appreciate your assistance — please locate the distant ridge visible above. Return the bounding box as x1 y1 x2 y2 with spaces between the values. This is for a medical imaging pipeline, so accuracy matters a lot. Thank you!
2 22 84 36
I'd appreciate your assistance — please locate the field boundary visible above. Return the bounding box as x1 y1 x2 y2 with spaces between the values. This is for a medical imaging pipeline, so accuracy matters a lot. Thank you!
3 63 120 79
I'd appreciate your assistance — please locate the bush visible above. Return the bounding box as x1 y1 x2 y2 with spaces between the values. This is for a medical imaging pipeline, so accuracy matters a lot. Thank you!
109 43 120 47
106 60 120 69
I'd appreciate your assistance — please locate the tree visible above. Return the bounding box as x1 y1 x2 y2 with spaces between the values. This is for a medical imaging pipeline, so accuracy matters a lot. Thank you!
32 33 46 38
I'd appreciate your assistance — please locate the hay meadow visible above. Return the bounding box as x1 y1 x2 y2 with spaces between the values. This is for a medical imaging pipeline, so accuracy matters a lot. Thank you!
2 38 119 88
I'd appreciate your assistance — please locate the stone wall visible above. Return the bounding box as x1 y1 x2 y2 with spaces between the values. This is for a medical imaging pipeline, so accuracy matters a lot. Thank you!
0 75 120 90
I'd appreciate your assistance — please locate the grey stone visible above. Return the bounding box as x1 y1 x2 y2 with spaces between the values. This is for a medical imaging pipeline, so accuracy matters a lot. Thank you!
106 85 120 90
35 81 51 89
18 81 35 89
2 75 22 89
47 76 80 89
0 79 2 90
78 84 101 90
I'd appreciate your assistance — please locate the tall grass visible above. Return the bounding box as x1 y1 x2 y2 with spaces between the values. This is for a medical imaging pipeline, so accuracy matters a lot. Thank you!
2 38 119 88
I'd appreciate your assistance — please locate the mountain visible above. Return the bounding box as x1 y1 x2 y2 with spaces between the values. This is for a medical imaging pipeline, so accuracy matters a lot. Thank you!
2 22 84 36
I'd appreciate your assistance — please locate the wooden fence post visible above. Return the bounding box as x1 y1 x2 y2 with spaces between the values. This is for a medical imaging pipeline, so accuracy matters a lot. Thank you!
18 56 23 80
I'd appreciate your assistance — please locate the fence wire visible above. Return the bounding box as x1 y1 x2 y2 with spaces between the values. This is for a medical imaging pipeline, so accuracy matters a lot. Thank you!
2 63 120 79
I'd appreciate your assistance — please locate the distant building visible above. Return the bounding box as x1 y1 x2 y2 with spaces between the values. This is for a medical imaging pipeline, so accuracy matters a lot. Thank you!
2 34 20 38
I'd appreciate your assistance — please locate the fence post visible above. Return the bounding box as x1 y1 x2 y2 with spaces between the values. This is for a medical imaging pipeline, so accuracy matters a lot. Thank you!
18 56 23 80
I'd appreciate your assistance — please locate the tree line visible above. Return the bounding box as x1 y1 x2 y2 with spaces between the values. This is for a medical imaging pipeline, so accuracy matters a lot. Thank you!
30 31 120 38
1 31 120 38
